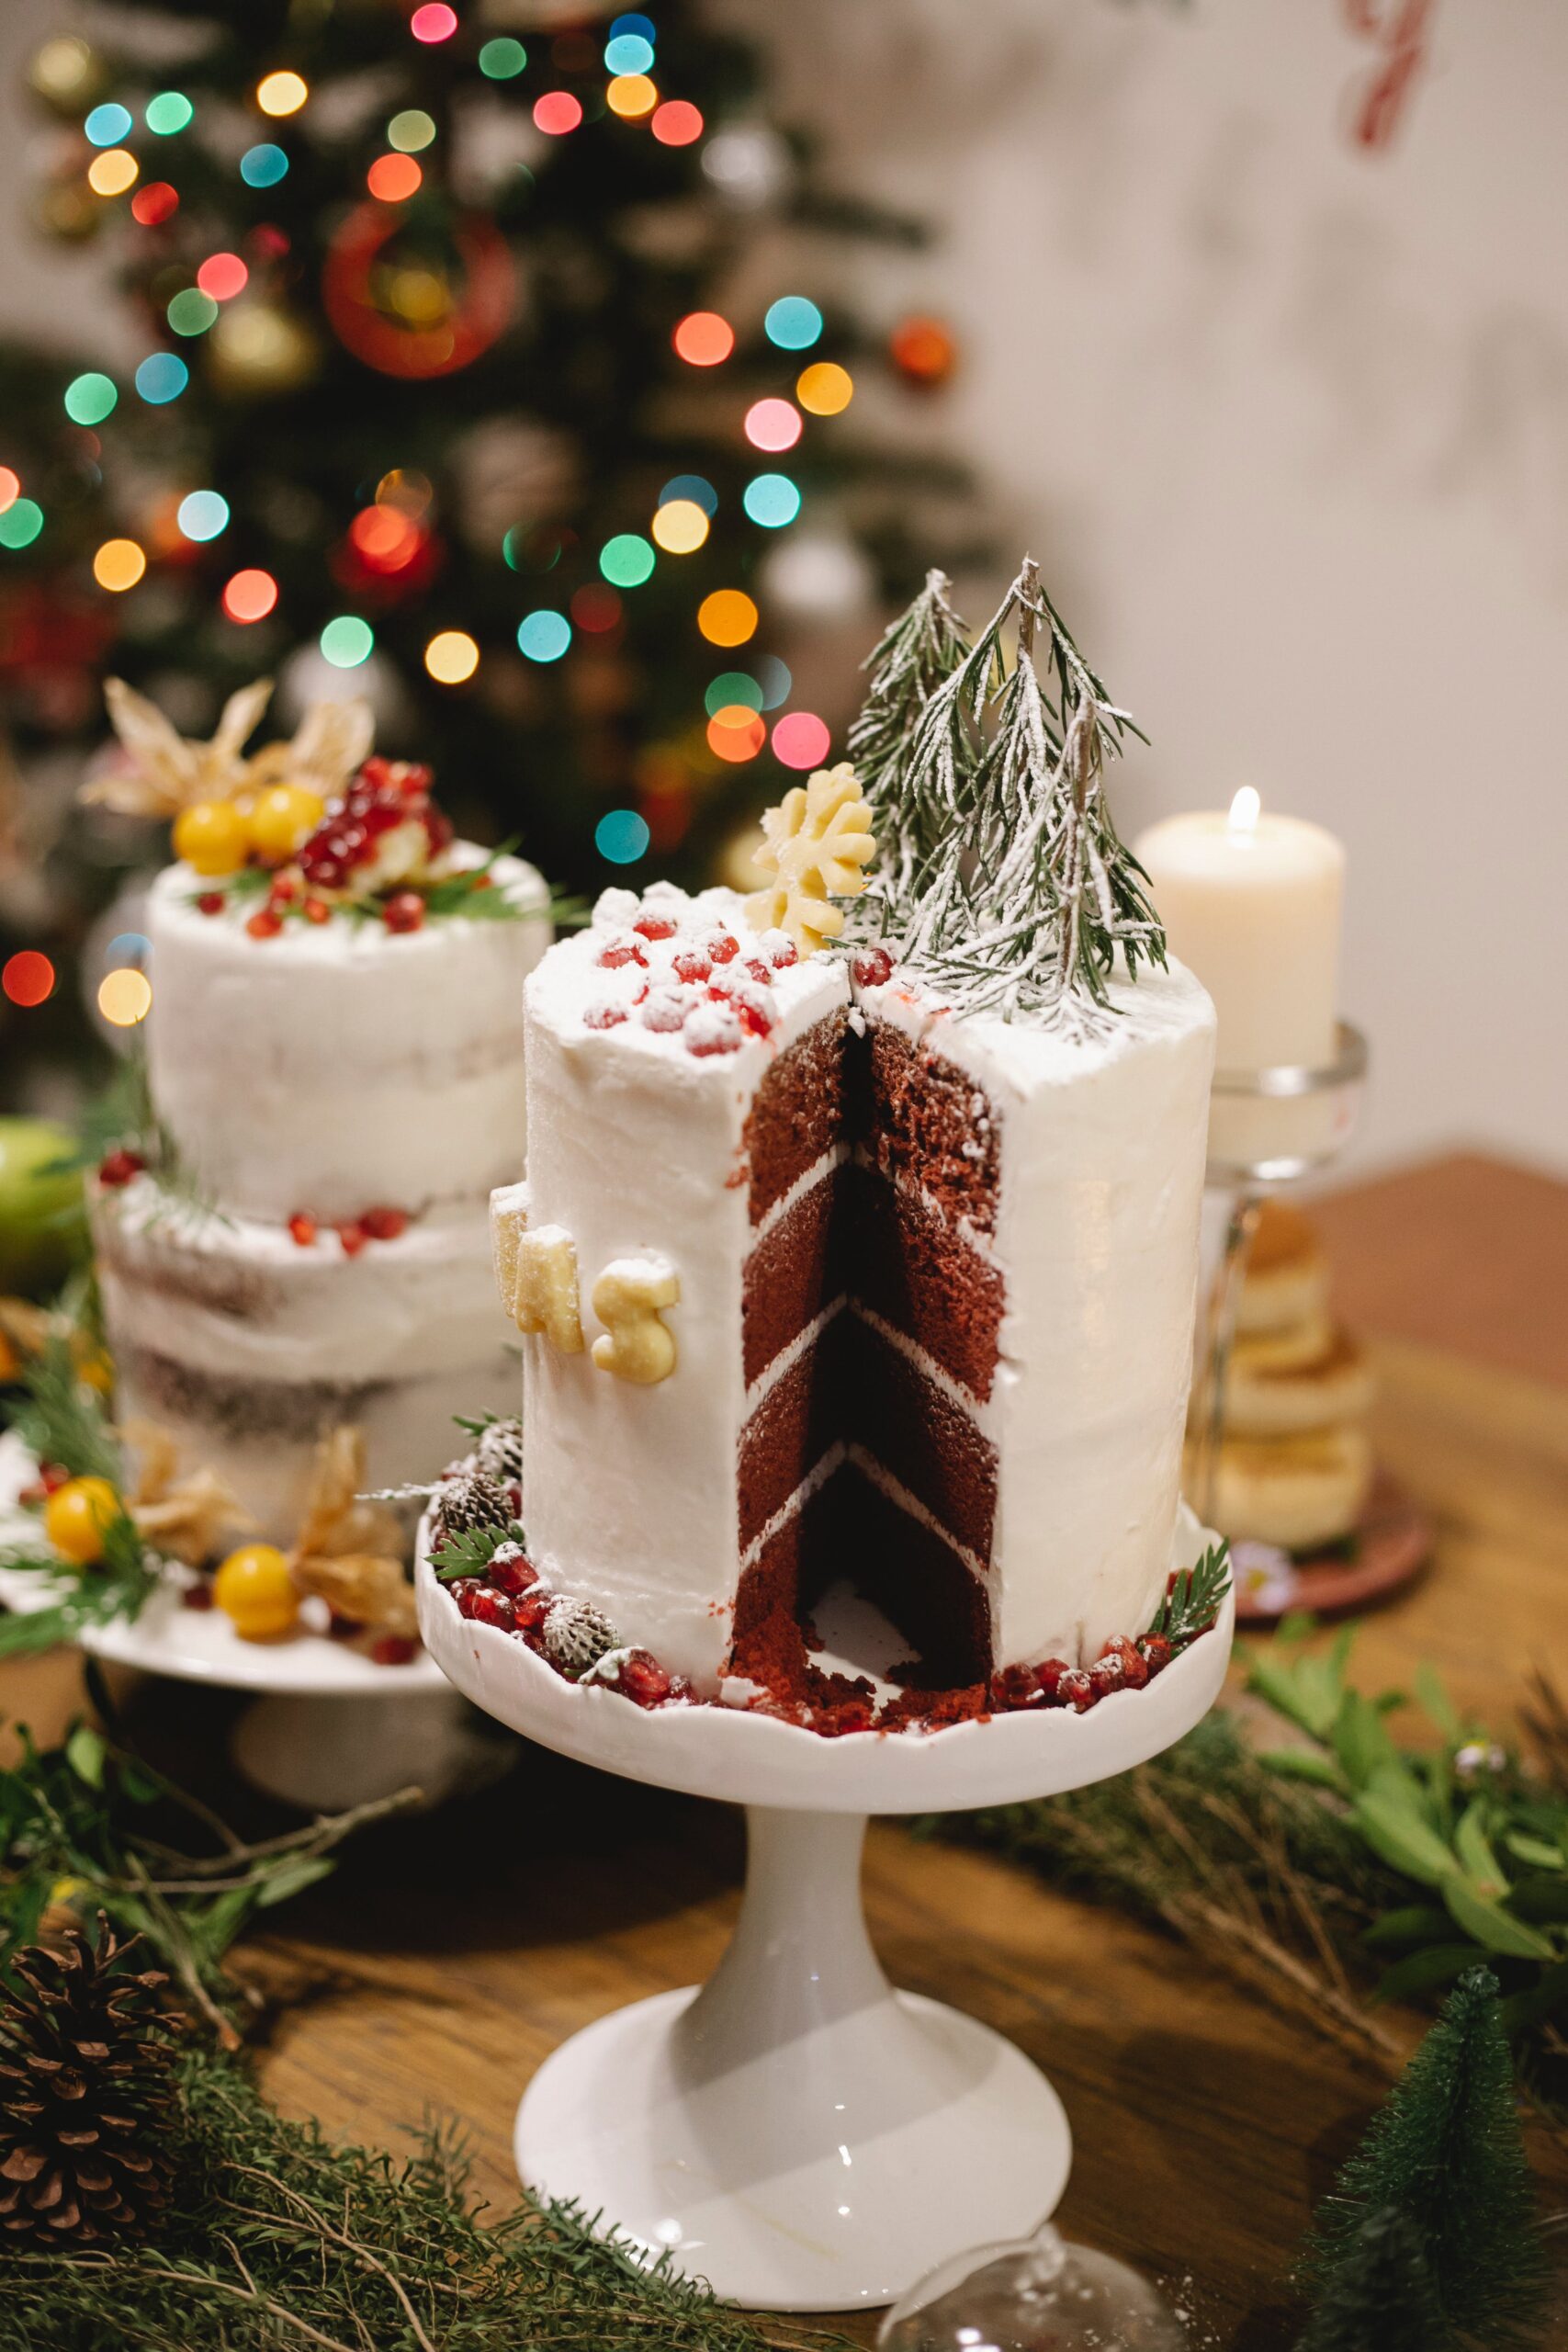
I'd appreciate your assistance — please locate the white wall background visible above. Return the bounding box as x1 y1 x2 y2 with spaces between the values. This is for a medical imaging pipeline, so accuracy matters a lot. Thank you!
4 1 1565 1173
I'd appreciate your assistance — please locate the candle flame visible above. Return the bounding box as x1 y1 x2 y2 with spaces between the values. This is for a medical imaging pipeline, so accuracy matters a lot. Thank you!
1228 786 1261 836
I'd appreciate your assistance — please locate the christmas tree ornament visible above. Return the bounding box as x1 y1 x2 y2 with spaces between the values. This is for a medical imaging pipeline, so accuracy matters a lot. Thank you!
26 35 107 117
889 315 958 387
0 1917 185 2246
207 300 321 398
877 2222 1185 2352
323 203 515 379
0 1117 85 1291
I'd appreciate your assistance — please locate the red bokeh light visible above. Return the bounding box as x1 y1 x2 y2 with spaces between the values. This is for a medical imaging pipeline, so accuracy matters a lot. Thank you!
772 711 831 770
0 469 18 513
349 505 423 573
197 251 248 301
130 182 179 227
367 153 423 202
221 569 278 623
2 951 55 1009
672 311 733 367
533 91 583 135
410 3 458 40
570 582 623 633
651 101 703 147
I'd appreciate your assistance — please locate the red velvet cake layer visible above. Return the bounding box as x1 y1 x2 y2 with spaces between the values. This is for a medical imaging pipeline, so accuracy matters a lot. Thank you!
845 1161 1002 1404
740 1162 844 1388
839 1313 997 1559
744 1011 850 1227
863 1021 1000 1237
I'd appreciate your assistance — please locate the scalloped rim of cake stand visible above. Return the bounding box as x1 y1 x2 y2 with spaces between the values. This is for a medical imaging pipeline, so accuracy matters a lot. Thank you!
414 1503 1235 1815
0 1428 446 1698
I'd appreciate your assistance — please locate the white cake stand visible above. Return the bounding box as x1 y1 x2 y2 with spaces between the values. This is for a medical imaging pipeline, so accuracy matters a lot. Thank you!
415 1511 1234 2312
0 1430 495 1811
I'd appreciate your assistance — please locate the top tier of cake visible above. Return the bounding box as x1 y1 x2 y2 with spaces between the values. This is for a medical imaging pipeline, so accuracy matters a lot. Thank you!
146 852 549 1225
515 880 1215 1693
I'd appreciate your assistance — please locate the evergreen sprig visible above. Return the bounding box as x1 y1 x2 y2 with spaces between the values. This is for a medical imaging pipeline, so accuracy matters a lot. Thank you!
0 1340 159 1659
1148 1543 1232 1653
430 1521 526 1582
1294 2207 1446 2352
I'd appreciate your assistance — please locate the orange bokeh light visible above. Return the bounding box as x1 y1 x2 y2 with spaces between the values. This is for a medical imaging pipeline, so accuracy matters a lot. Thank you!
651 100 702 146
367 153 423 201
706 706 766 763
697 590 759 648
2 951 55 1009
672 311 733 367
0 469 18 514
222 568 278 622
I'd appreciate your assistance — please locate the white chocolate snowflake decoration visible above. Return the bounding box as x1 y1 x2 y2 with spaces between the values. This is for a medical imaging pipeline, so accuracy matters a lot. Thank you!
745 762 877 956
591 1257 679 1385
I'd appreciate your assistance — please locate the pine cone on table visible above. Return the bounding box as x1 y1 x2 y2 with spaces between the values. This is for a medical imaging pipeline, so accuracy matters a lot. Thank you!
0 1916 186 2246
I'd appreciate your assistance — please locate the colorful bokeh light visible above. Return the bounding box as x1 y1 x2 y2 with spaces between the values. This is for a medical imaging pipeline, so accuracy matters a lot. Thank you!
604 32 655 72
600 533 655 587
0 500 43 549
93 538 146 592
773 711 831 770
64 373 117 426
411 3 459 40
389 108 437 152
197 252 249 300
651 100 703 146
367 153 422 201
256 71 309 118
222 568 277 622
672 311 733 367
0 470 18 514
425 629 479 683
479 37 526 77
131 181 180 223
240 143 288 187
697 589 758 647
85 104 132 147
797 361 853 415
321 615 375 668
176 490 229 542
571 582 623 632
135 353 187 404
167 288 219 335
744 398 802 453
595 808 649 864
651 499 709 555
612 13 657 39
145 91 194 134
756 654 793 709
743 472 800 528
2 952 55 1008
98 968 153 1027
88 149 140 198
705 671 761 717
606 74 658 119
660 474 716 516
533 91 583 134
764 296 823 351
517 609 571 662
707 706 766 763
350 504 423 571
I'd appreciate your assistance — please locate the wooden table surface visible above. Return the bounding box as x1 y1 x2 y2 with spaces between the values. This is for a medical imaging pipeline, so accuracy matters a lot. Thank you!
5 1148 1567 2346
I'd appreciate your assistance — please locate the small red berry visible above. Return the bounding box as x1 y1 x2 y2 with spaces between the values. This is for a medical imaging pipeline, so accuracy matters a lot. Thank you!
1100 1635 1149 1690
196 891 226 916
360 1205 409 1241
991 1663 1043 1712
513 1588 551 1635
246 908 284 940
598 936 647 970
1058 1668 1098 1713
1138 1634 1174 1676
449 1577 484 1619
640 988 690 1034
705 931 739 963
764 934 798 969
97 1148 146 1188
1035 1657 1071 1702
617 1649 673 1708
583 1001 628 1030
735 994 774 1039
182 1580 215 1611
268 874 299 904
337 1222 368 1257
671 950 712 984
486 1554 538 1598
468 1588 515 1632
288 1212 318 1248
383 890 425 933
303 896 332 924
372 1634 420 1667
1089 1654 1127 1701
744 957 775 987
852 946 895 988
632 912 677 941
39 1462 70 1494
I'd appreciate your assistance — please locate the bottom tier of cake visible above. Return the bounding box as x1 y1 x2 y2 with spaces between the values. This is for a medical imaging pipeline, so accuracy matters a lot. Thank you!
93 1176 513 1543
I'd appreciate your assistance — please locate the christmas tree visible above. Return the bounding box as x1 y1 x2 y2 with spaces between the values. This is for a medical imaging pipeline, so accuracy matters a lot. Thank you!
0 0 971 1096
1298 1968 1549 2351
1294 2207 1444 2352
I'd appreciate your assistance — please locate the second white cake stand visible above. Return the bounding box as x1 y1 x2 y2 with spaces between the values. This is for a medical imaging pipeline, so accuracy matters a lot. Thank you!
415 1509 1234 2312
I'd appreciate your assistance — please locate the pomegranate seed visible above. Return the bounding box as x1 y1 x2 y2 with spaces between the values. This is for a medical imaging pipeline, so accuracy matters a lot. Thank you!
617 1649 672 1707
640 988 690 1034
288 1212 318 1248
269 874 299 903
1138 1634 1173 1676
852 946 895 988
449 1577 484 1619
991 1663 1043 1711
744 958 774 988
597 937 647 970
1035 1658 1071 1702
583 1001 627 1030
763 933 798 968
196 891 226 916
182 1580 215 1611
383 891 425 933
98 1148 146 1188
246 908 283 940
671 950 712 984
513 1589 551 1634
372 1634 420 1667
486 1554 538 1598
360 1205 408 1241
685 1018 742 1057
735 995 774 1039
337 1222 368 1257
1058 1668 1098 1713
632 912 677 940
303 896 332 924
468 1588 515 1631
1100 1635 1149 1690
666 1674 695 1704
705 931 739 964
1089 1653 1127 1700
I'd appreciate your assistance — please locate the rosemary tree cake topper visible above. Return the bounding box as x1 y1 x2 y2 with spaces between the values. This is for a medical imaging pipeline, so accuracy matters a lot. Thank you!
849 558 1167 1031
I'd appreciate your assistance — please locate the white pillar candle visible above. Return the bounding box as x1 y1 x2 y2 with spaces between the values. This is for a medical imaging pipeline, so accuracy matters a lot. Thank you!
1134 791 1346 1170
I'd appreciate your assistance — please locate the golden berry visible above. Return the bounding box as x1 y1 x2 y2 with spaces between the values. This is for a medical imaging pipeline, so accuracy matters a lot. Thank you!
247 782 325 864
173 797 250 877
44 1475 121 1566
213 1543 299 1641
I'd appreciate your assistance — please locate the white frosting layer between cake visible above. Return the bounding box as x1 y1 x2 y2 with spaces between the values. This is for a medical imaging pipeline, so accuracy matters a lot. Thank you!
145 851 549 1224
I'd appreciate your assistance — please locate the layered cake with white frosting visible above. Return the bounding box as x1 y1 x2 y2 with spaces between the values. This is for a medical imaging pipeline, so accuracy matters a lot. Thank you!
86 692 549 1543
432 563 1225 1730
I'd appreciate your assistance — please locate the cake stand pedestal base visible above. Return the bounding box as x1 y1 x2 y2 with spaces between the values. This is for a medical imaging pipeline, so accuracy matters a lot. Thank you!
516 1807 1068 2312
229 1686 505 1814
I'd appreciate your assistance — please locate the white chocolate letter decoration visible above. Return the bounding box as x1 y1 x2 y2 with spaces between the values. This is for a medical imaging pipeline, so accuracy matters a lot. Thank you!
591 1257 679 1385
515 1227 586 1354
489 1182 529 1325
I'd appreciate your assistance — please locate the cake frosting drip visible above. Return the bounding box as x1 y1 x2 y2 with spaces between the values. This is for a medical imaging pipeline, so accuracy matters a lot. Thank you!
514 883 1215 1699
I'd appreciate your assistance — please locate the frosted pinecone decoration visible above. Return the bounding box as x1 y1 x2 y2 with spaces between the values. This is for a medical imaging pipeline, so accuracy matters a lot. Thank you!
474 1417 524 1487
434 1469 513 1543
542 1597 620 1675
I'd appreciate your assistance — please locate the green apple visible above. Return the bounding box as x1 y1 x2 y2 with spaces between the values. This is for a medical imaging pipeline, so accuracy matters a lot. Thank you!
0 1116 88 1293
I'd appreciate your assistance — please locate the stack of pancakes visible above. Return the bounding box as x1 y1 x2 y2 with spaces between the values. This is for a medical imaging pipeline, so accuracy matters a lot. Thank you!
1195 1201 1375 1552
